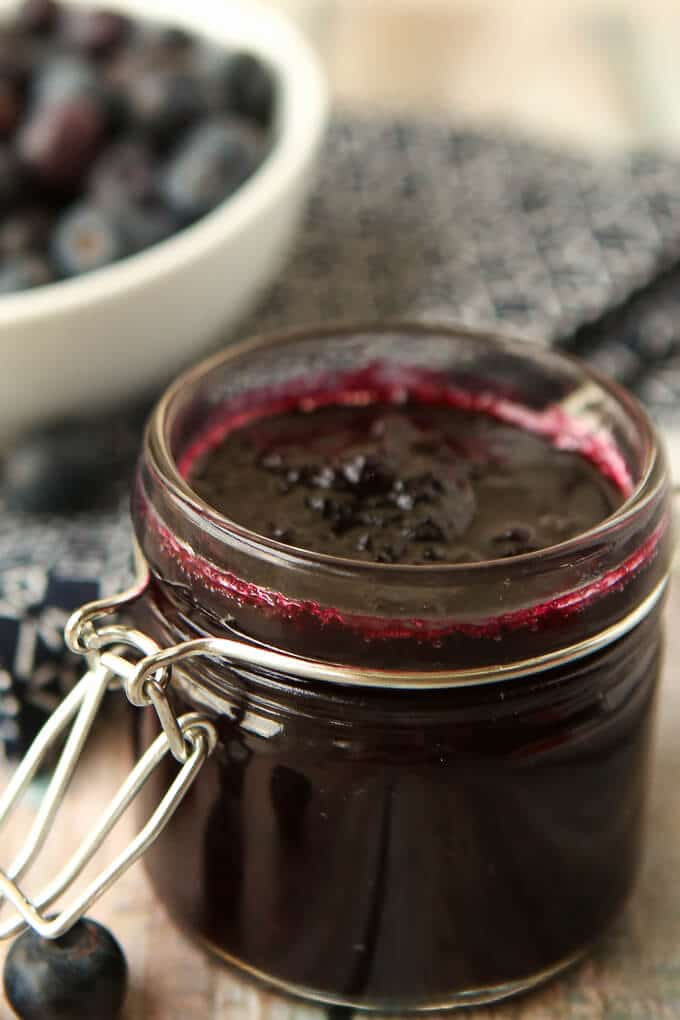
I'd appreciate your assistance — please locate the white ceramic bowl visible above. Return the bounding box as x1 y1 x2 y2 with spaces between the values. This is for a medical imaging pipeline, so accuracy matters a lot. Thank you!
0 0 328 435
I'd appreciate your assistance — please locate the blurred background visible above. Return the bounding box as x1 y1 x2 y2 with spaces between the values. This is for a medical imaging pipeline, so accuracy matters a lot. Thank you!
274 0 680 154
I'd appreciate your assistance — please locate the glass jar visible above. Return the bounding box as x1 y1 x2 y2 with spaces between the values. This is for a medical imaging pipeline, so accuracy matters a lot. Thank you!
130 323 672 1011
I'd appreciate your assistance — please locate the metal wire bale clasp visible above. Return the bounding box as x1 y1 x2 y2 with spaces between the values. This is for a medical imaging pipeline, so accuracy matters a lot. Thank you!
0 577 218 941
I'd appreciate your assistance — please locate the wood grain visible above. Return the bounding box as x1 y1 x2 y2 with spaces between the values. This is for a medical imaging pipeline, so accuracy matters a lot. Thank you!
0 581 678 1020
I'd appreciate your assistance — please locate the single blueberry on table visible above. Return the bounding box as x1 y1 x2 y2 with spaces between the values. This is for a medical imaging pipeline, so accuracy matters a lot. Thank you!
50 201 126 277
162 117 263 221
2 417 135 513
30 58 125 142
0 53 31 99
4 918 127 1020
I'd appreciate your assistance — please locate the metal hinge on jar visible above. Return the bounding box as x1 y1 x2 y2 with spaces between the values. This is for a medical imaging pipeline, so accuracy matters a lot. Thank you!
0 561 219 943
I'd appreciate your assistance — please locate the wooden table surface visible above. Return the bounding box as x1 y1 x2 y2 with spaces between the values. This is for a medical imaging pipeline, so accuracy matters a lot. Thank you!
0 582 678 1020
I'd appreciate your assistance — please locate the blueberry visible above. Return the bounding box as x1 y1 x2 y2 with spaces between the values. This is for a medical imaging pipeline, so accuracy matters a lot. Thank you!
4 918 127 1020
61 8 131 57
0 26 40 84
0 73 23 137
128 69 206 148
0 145 25 212
2 417 135 512
127 22 194 72
19 97 106 190
0 253 52 293
131 22 194 66
162 117 264 221
0 51 31 97
31 56 97 107
32 56 126 133
0 206 52 255
50 202 126 277
222 51 275 126
118 198 177 253
156 25 193 53
90 138 157 206
16 0 60 36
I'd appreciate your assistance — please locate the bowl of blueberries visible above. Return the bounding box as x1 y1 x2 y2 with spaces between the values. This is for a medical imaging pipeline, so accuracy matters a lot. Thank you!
0 0 328 434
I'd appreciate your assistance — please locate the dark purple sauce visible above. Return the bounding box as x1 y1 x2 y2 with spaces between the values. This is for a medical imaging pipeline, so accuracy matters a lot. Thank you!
138 606 661 1007
188 401 621 565
133 364 669 1007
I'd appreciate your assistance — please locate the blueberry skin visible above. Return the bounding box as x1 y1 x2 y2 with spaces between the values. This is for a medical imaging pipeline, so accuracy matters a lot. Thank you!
0 252 52 293
50 202 126 277
162 117 263 222
4 918 127 1020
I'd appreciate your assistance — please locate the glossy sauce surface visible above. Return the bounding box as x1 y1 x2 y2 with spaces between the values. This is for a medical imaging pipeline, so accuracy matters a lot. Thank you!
189 403 622 564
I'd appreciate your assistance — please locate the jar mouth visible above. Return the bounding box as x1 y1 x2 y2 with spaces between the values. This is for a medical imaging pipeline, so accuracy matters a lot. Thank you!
145 320 663 577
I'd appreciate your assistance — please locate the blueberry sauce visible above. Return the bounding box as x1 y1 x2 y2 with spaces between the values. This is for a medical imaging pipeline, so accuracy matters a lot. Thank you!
189 401 622 565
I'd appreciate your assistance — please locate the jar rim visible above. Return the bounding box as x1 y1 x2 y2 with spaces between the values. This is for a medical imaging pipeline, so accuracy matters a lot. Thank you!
145 319 665 577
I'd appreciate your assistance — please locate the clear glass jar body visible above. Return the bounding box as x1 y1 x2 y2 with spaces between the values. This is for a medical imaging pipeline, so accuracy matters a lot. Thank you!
131 324 672 1010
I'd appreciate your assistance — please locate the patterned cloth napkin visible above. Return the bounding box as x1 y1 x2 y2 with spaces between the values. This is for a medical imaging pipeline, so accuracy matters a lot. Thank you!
2 114 680 753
